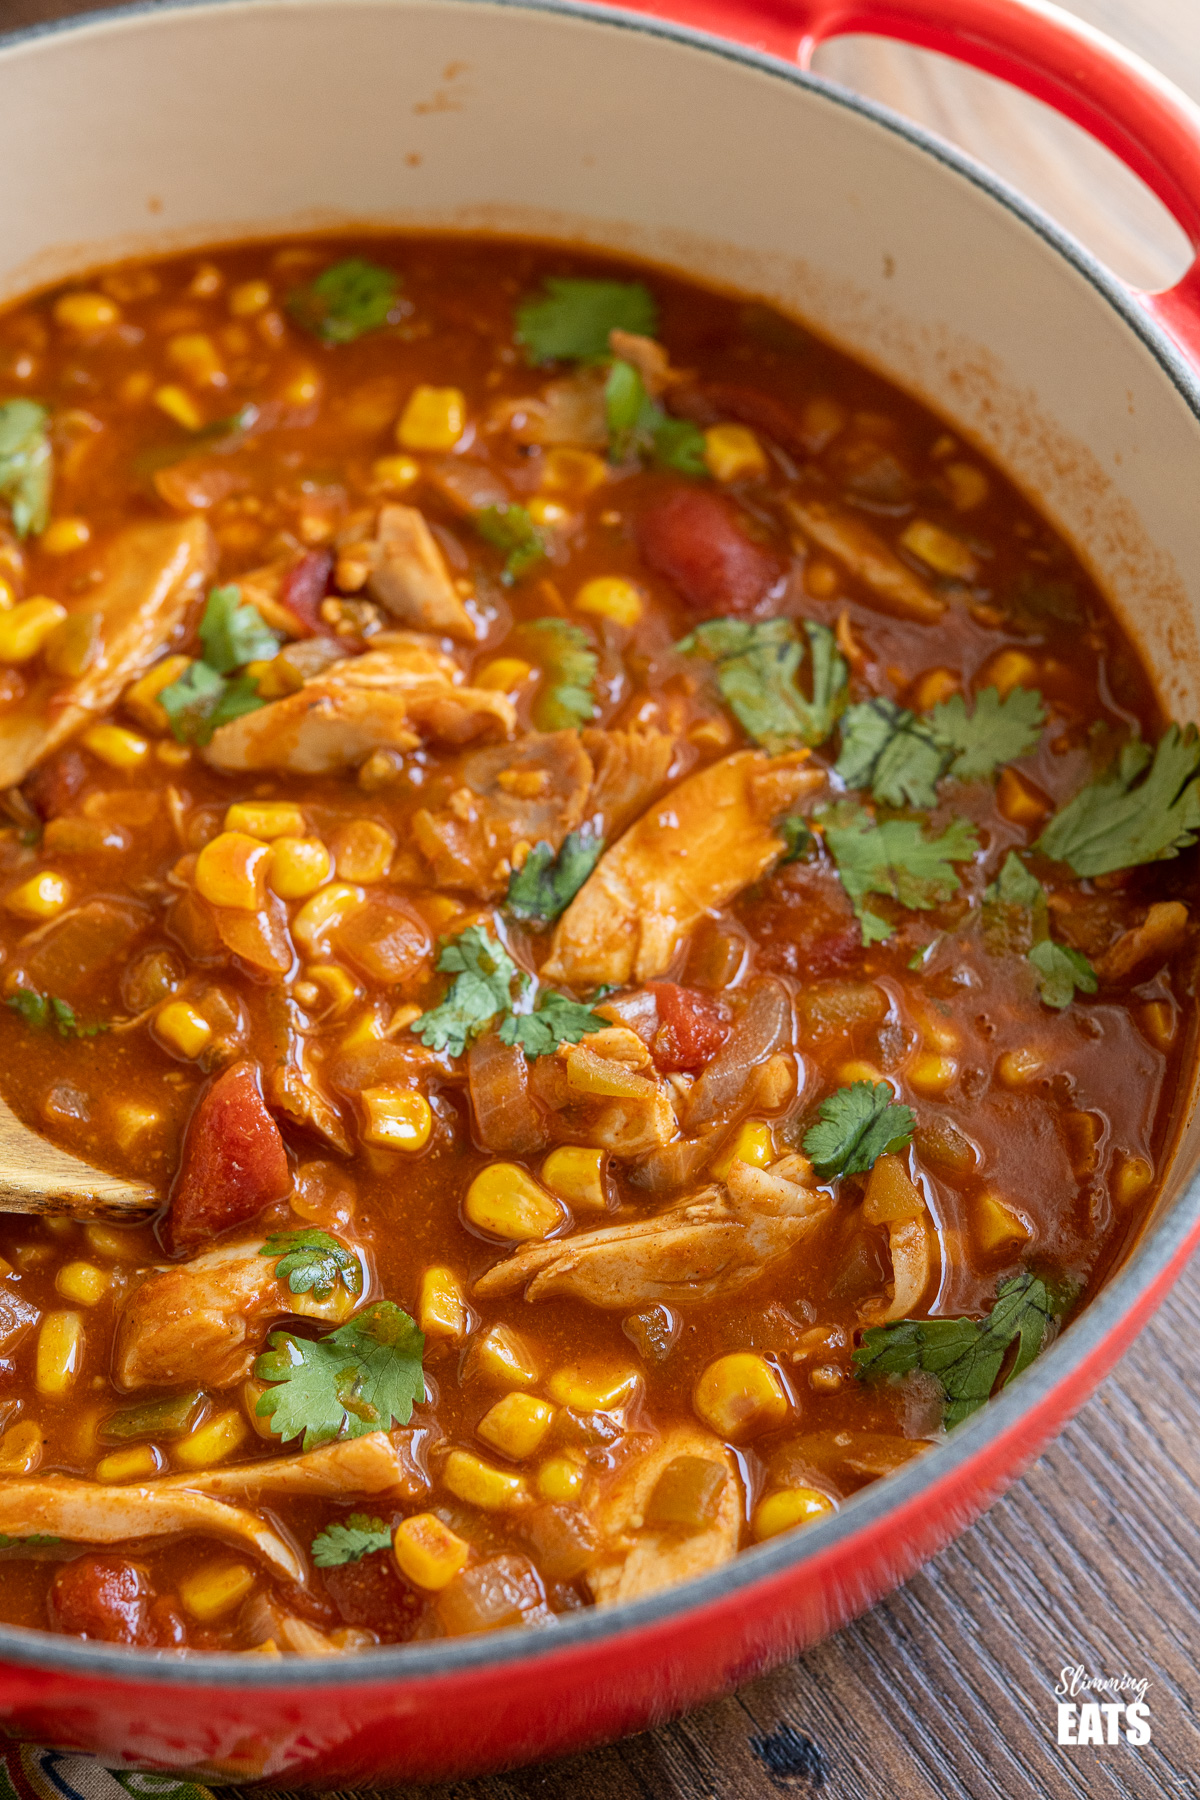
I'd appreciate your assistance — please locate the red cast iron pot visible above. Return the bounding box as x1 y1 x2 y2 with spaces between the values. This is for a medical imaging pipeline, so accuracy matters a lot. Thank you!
1 0 1199 1783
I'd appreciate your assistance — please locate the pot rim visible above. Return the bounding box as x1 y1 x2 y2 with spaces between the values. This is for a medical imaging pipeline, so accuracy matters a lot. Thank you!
2 0 1199 1694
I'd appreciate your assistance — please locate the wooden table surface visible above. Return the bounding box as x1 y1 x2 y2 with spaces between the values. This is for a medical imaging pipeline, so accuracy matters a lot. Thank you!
6 0 1200 1792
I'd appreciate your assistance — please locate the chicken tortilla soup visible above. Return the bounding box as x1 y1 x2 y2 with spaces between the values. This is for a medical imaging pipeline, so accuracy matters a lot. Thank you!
0 237 1190 1652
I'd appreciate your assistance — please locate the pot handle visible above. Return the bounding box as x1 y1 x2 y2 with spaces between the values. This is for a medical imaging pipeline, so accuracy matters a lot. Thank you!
601 0 1200 368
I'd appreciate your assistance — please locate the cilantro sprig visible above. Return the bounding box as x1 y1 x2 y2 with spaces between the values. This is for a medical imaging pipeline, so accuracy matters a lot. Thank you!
983 852 1096 1009
410 924 607 1058
605 360 706 474
678 617 848 753
254 1301 425 1452
836 685 1045 807
821 802 979 945
476 504 546 585
0 1534 60 1550
803 1081 915 1178
6 989 107 1039
516 278 657 363
853 1270 1070 1428
510 618 598 731
287 258 401 345
261 1229 364 1301
198 583 280 673
499 990 607 1058
311 1514 393 1568
1036 725 1200 877
158 584 281 745
0 400 52 538
506 829 604 926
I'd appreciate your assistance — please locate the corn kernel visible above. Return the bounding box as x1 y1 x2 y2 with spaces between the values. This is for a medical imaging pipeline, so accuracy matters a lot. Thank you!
229 279 272 317
539 447 607 498
443 1448 527 1510
299 963 361 1019
464 1163 564 1242
536 1455 585 1501
397 385 466 451
985 649 1039 698
156 739 191 768
42 518 91 556
173 1408 249 1469
282 367 322 407
0 597 68 663
1113 1154 1153 1209
710 1119 774 1182
907 1052 958 1096
55 1261 109 1306
5 871 70 920
339 1007 388 1053
331 819 395 882
393 1513 470 1590
914 1007 959 1054
475 657 534 694
837 1060 890 1089
0 1420 44 1476
996 766 1048 827
180 1560 256 1622
704 423 768 483
125 654 193 732
476 1392 555 1462
154 999 212 1060
974 1192 1033 1253
0 576 15 611
166 331 225 385
910 666 959 711
292 882 364 954
371 454 420 493
154 384 204 431
694 1352 789 1440
574 577 643 628
526 497 570 528
805 559 839 598
81 723 150 771
361 1086 433 1152
1140 1000 1176 1051
113 1102 163 1154
55 291 121 333
541 1145 608 1212
84 1223 141 1261
753 1487 835 1540
96 1444 161 1484
944 462 990 511
899 519 979 581
419 1265 468 1340
996 1047 1044 1089
225 801 306 840
469 1324 540 1389
36 1311 84 1397
547 1364 639 1412
269 835 332 899
195 830 269 911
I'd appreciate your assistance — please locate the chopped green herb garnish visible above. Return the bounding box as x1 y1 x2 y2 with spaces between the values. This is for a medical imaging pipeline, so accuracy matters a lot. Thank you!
678 617 848 753
506 829 604 925
198 584 280 674
835 685 1045 807
803 1080 915 1177
6 990 48 1031
511 618 599 731
410 926 527 1057
853 1270 1070 1427
311 1513 393 1568
500 989 609 1059
1036 725 1200 877
287 257 401 345
261 1229 364 1301
1027 938 1097 1010
516 278 657 363
476 504 546 585
821 802 979 944
982 851 1096 1009
605 359 707 474
158 661 265 746
254 1301 425 1452
0 399 52 538
0 1535 61 1550
778 814 813 863
6 988 107 1038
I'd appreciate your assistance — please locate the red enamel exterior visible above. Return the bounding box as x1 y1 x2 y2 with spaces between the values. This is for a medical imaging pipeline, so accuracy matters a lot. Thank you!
0 0 1199 1784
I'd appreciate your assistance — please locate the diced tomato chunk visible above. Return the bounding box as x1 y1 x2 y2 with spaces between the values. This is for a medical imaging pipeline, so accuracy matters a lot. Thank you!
25 750 87 821
279 549 334 634
323 1554 423 1643
739 864 861 979
164 1059 291 1254
636 485 783 617
48 1556 155 1645
647 982 730 1072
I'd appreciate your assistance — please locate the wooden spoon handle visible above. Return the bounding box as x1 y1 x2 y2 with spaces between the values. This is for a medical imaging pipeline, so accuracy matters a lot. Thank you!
0 1095 157 1221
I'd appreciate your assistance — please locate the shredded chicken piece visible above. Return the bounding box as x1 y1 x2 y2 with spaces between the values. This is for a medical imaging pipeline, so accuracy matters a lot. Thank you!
363 504 476 641
153 1431 421 1502
1095 900 1188 983
861 1213 936 1326
474 1162 831 1309
585 1425 740 1606
266 994 352 1155
203 634 514 775
242 1592 375 1655
542 750 824 987
0 1479 303 1580
498 368 609 447
581 726 678 840
0 517 213 787
785 498 946 623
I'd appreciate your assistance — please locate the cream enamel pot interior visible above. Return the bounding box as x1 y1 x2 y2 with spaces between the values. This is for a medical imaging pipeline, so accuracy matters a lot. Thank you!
2 0 1200 1784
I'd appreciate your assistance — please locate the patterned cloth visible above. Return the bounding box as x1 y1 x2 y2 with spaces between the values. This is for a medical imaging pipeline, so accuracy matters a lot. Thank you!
0 1749 213 1800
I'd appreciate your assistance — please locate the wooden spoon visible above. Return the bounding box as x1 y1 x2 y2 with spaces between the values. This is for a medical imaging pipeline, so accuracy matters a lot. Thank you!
0 1094 157 1221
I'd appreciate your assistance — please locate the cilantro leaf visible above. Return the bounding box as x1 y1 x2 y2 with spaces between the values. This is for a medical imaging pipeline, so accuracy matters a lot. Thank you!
287 258 401 345
778 814 813 863
821 802 979 944
651 414 708 477
0 400 52 538
476 504 546 585
409 926 526 1056
510 618 599 731
605 360 706 474
678 617 848 752
158 661 266 746
835 686 1044 806
254 1300 425 1451
516 278 657 363
1036 725 1200 877
499 989 608 1059
1027 938 1097 1010
506 829 604 926
803 1080 915 1177
261 1229 363 1301
6 990 48 1031
853 1270 1068 1427
198 584 279 674
311 1513 393 1568
0 1534 60 1550
934 685 1046 781
983 852 1096 1008
6 988 106 1038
